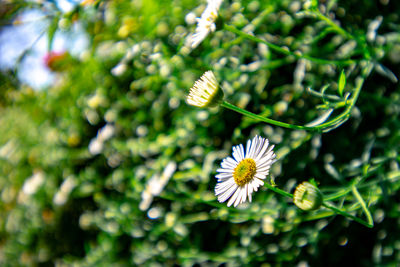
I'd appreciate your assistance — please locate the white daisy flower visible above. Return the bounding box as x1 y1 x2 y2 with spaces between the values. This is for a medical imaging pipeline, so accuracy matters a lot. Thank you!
215 135 277 207
186 70 223 108
189 0 223 49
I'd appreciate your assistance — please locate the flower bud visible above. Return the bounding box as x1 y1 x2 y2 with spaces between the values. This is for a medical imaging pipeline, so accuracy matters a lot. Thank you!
44 51 72 72
186 71 224 108
293 181 323 211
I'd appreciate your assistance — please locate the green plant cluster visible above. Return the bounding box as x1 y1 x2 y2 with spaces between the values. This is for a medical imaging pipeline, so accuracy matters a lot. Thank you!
0 0 400 265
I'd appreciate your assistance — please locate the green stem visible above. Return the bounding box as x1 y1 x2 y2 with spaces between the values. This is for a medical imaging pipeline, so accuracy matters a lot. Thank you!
263 181 373 228
220 60 371 132
351 186 374 227
322 202 373 228
264 182 293 198
220 101 320 132
312 11 354 40
314 62 373 130
224 24 356 66
323 188 352 201
305 10 371 60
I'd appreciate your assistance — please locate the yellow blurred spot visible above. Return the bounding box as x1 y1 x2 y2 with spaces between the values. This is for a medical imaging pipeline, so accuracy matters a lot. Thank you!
118 17 138 38
80 0 99 6
165 212 176 228
67 133 81 147
156 21 169 37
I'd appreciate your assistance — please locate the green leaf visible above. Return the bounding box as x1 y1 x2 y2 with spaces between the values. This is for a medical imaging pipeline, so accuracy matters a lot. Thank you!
338 70 346 97
47 14 60 51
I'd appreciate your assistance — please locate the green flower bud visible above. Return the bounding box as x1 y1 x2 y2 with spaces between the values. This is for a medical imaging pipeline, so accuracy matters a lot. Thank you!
293 181 323 211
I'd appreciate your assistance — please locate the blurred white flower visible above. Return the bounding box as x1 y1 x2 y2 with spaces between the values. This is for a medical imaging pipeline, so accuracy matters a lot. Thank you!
139 162 177 211
367 16 382 42
215 135 276 207
111 63 127 76
53 176 77 206
186 71 223 108
89 138 103 155
22 171 45 195
97 124 115 142
88 124 115 155
87 93 105 109
185 12 197 25
189 0 223 49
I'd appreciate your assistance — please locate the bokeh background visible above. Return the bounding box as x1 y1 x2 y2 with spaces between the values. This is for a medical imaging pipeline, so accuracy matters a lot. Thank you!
1 0 400 265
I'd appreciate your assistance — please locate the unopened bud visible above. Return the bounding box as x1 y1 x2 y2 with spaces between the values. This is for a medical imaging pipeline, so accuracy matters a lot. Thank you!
293 181 323 211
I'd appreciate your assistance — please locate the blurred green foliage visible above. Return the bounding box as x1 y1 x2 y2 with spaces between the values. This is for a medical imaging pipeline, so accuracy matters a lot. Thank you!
0 0 400 266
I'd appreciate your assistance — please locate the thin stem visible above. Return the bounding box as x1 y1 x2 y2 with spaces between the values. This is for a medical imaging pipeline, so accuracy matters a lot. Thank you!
223 5 274 50
220 101 320 132
263 182 373 228
312 11 354 40
314 62 373 130
264 182 293 198
220 62 371 132
303 9 370 60
323 188 352 201
322 202 373 228
224 24 356 66
352 186 374 227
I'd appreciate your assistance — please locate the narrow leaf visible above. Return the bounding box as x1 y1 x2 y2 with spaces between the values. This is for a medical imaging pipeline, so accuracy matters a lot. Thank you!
338 70 346 97
305 108 334 127
47 15 60 51
374 63 398 83
352 186 374 227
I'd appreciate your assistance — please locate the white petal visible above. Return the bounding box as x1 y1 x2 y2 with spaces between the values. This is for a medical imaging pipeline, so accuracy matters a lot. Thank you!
255 139 269 161
210 23 216 32
239 144 245 161
215 172 233 179
248 136 257 158
217 184 238 203
266 144 275 155
227 187 241 207
252 178 264 189
255 172 269 178
232 146 241 162
247 138 255 158
215 179 235 194
215 178 235 193
241 184 248 204
256 164 272 172
257 157 274 168
256 169 271 176
219 178 235 188
233 187 244 207
224 156 238 166
255 172 267 180
221 159 236 169
253 136 265 158
232 146 243 162
256 152 275 166
245 139 252 158
247 183 254 202
191 29 210 49
216 168 233 173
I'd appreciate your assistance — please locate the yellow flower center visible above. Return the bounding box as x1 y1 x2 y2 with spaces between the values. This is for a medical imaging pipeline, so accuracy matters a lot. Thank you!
233 158 256 187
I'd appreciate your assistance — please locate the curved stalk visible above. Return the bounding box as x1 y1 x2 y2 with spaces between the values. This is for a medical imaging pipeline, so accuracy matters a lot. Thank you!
262 183 373 228
224 24 357 66
220 101 320 132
